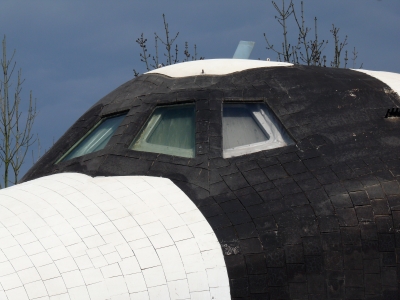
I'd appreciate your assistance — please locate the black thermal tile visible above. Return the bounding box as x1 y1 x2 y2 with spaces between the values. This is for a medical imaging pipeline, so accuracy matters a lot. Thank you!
324 251 343 271
318 216 340 233
382 181 400 195
242 168 269 186
235 222 258 239
283 161 308 175
225 255 247 279
253 216 278 233
267 268 288 286
256 157 279 168
330 193 353 208
387 195 400 210
222 172 249 190
239 238 263 254
371 199 390 215
375 216 394 233
229 278 249 298
366 184 386 199
296 177 321 191
363 259 380 274
263 165 288 181
237 192 263 207
245 254 267 274
360 223 378 241
344 245 363 270
302 237 322 256
236 160 259 172
341 227 362 246
253 181 275 192
227 211 253 225
378 234 396 252
380 251 396 266
314 169 340 185
220 200 245 213
355 205 374 222
364 274 382 295
349 190 370 206
336 208 358 227
282 193 309 207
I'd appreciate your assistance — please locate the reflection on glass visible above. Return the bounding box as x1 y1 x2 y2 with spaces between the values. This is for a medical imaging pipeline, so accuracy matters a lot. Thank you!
130 104 195 158
59 114 126 162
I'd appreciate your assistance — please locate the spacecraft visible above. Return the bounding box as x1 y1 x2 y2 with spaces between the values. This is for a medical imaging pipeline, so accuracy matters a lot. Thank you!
1 57 400 299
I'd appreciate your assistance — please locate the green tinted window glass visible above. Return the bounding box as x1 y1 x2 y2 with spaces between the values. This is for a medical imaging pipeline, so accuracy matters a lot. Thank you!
59 113 126 162
130 104 195 158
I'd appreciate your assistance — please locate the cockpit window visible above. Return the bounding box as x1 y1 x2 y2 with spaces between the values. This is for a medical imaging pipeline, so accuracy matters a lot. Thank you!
223 103 293 158
130 104 195 158
57 113 126 163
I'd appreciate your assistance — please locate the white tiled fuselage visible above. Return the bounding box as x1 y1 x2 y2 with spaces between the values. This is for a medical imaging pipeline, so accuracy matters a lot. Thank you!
0 173 230 300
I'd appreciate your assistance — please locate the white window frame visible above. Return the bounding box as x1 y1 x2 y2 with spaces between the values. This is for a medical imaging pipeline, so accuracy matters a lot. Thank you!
223 103 293 158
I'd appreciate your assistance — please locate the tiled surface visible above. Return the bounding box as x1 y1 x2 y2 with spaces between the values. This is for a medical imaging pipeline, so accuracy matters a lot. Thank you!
0 173 230 300
21 65 400 299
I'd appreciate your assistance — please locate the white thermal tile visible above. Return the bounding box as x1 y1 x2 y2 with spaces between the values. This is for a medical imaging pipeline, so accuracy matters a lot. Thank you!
7 223 29 235
137 190 169 209
67 215 91 228
168 226 193 242
167 279 190 300
48 246 70 261
73 255 93 270
14 231 37 245
87 213 110 226
125 273 147 293
98 244 115 255
10 255 33 271
134 247 161 270
81 268 103 285
95 222 118 236
142 266 167 287
61 270 85 288
201 249 226 269
103 232 126 246
23 241 46 256
181 253 206 274
0 272 23 290
156 246 186 282
120 226 147 242
195 233 220 252
210 286 231 300
151 205 176 220
141 221 166 237
175 239 201 257
119 257 141 276
159 215 185 230
111 293 131 300
91 255 108 269
133 211 158 226
187 271 209 292
30 252 53 267
79 205 102 217
25 280 48 299
105 276 129 297
148 232 174 249
59 231 82 247
82 234 105 249
128 238 152 251
180 210 205 225
101 263 122 278
5 286 29 300
40 235 63 250
188 221 213 237
67 286 90 300
2 245 25 260
37 264 61 281
206 267 230 287
87 281 110 300
52 223 73 237
74 225 98 239
113 216 138 231
190 290 212 300
31 226 53 239
115 244 133 259
86 248 102 259
67 242 88 258
171 200 197 215
129 291 150 300
0 236 18 249
18 267 41 284
104 251 122 264
54 257 78 273
0 261 15 277
147 285 170 300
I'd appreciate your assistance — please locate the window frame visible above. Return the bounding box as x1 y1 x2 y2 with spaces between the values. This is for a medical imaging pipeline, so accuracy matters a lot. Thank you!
56 112 127 163
129 103 196 158
223 103 293 158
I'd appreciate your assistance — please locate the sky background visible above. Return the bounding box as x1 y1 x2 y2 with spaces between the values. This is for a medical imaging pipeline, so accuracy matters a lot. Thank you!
0 0 399 179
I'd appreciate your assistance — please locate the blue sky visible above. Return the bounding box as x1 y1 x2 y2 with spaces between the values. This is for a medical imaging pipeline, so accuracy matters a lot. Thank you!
0 0 399 178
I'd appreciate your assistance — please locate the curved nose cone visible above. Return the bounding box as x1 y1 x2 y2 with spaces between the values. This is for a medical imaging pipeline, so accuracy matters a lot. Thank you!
0 173 230 299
